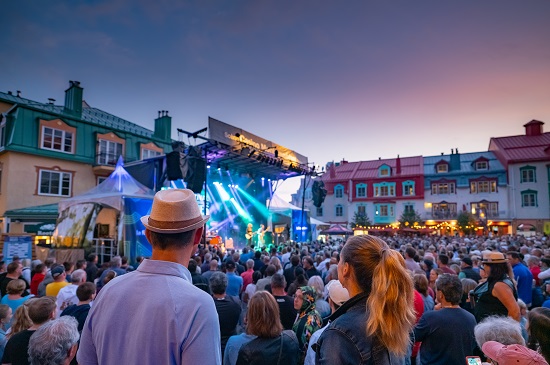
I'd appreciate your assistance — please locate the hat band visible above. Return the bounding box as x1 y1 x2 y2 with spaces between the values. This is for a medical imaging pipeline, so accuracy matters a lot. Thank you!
147 215 204 230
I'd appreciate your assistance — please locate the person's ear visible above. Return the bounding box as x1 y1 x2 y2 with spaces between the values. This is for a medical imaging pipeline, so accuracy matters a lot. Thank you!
68 343 78 362
193 226 204 246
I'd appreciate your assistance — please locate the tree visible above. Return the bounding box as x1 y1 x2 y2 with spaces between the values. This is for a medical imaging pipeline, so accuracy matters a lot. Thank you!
456 211 477 235
398 210 423 227
351 212 371 228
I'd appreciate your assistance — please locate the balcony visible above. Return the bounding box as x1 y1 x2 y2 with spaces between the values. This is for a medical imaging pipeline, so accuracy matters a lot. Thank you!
430 211 457 220
92 152 120 175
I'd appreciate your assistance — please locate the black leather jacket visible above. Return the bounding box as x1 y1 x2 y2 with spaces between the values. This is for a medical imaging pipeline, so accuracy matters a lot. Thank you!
236 330 299 365
315 293 405 365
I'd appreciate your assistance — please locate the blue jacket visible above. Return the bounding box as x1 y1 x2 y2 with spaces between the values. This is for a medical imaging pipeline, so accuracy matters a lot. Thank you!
315 293 405 365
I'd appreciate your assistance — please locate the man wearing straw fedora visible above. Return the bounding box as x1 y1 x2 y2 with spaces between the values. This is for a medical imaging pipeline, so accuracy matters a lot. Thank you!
78 189 221 365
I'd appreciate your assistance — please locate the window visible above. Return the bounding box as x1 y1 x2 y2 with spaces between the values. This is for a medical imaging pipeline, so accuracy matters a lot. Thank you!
316 207 323 217
335 185 344 198
357 205 366 215
436 164 448 173
403 181 415 196
431 182 455 194
0 116 5 149
475 161 488 170
97 176 107 185
142 149 162 160
335 205 343 217
471 202 499 217
470 180 497 193
42 127 74 153
379 165 391 177
356 183 367 198
404 204 414 214
521 190 537 207
39 169 72 196
520 166 536 183
432 202 457 219
376 204 394 217
374 182 396 197
98 139 123 165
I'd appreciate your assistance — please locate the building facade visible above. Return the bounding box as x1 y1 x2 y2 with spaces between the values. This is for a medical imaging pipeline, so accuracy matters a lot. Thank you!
293 120 549 236
423 150 509 235
0 81 173 234
489 120 550 234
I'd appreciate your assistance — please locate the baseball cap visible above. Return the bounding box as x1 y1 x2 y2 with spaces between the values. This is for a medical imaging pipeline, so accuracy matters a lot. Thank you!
51 265 65 278
326 280 350 306
482 341 548 365
461 257 473 266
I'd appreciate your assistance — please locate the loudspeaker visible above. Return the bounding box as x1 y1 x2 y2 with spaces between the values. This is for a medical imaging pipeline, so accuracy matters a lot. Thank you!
185 146 206 193
166 151 183 180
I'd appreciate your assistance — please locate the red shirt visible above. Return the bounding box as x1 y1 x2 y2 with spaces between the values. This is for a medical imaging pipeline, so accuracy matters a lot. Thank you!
30 272 45 295
412 290 425 357
531 266 541 286
240 269 254 293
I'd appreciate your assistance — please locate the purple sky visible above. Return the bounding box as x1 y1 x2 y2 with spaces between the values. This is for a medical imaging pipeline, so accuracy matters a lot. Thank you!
2 1 550 198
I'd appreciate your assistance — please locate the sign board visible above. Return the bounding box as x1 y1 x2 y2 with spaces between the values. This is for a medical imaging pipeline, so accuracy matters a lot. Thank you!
2 236 32 262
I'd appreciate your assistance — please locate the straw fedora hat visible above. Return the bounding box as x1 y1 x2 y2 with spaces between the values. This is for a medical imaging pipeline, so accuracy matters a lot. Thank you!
141 189 210 233
482 251 507 264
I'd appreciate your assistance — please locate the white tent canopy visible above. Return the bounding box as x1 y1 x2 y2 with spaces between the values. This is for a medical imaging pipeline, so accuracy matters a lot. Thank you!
310 217 328 225
58 157 154 212
267 194 306 215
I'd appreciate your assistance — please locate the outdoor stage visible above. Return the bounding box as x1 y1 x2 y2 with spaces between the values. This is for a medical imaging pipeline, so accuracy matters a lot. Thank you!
125 117 314 251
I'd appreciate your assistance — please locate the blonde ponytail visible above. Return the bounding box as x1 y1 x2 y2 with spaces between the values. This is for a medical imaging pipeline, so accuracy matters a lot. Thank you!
341 235 416 357
367 248 416 356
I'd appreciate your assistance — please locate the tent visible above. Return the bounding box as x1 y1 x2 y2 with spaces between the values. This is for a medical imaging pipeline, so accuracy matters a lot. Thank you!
53 157 155 263
267 194 305 214
320 224 353 235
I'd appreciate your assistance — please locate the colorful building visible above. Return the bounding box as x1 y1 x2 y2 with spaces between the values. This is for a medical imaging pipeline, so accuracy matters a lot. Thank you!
489 120 550 235
0 81 173 235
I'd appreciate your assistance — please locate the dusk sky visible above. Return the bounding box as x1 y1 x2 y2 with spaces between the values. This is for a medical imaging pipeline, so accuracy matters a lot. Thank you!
2 1 550 198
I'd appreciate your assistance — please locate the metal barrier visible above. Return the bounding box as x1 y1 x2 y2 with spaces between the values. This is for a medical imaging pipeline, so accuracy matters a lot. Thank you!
92 238 118 265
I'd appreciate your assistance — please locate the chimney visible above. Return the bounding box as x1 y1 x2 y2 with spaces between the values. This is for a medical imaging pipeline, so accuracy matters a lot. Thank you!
329 162 336 179
16 90 21 97
396 155 401 174
524 120 544 136
64 81 83 118
48 98 56 105
154 110 171 141
450 147 460 171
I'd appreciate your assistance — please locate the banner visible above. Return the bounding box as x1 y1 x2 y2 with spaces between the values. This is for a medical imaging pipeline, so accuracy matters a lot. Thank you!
208 117 308 166
123 197 153 264
292 210 310 243
53 204 101 248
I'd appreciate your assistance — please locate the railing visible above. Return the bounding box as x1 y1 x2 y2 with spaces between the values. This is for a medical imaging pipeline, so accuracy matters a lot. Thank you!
92 238 118 265
431 211 457 219
95 152 119 166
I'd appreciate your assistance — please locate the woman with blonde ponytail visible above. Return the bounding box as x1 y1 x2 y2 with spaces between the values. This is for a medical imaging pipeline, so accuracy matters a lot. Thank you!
315 235 416 364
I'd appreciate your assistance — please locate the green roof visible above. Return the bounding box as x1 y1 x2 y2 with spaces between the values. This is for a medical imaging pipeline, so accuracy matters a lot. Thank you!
0 91 154 138
4 203 59 219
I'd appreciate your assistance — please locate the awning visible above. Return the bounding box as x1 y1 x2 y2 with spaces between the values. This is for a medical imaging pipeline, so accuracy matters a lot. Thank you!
4 204 59 220
310 217 328 225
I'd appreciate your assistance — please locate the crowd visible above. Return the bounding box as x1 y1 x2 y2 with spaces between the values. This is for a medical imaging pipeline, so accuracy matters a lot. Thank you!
0 188 549 364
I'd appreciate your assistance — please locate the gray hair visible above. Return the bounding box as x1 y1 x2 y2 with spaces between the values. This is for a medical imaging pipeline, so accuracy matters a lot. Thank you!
209 271 227 295
246 259 254 269
28 316 80 365
70 269 86 284
435 274 462 304
474 315 525 348
307 275 325 299
111 256 122 267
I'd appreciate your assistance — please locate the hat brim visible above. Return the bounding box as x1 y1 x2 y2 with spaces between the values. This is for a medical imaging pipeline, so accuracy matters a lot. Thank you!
482 341 504 361
482 259 508 264
140 215 210 234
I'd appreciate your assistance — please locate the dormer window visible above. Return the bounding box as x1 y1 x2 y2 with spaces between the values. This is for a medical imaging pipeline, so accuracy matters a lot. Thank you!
475 161 488 170
378 164 391 177
437 164 448 173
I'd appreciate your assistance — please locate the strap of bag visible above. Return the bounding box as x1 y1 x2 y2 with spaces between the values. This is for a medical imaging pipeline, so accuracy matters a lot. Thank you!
276 333 284 365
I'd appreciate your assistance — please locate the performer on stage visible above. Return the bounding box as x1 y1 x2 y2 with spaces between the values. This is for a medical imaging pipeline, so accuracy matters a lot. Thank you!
245 223 254 246
256 224 265 248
